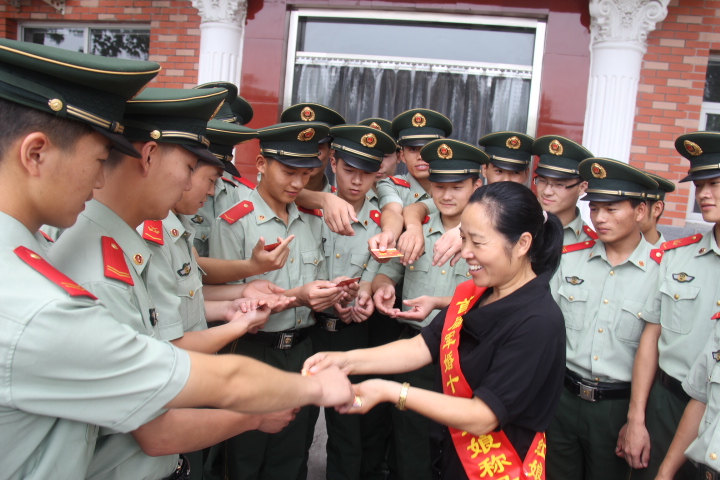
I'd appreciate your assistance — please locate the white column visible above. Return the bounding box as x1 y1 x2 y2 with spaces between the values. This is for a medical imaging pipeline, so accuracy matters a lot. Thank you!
191 0 248 85
580 0 669 221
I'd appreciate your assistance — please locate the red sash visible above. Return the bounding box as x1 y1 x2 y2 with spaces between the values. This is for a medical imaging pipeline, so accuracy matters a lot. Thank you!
441 280 546 480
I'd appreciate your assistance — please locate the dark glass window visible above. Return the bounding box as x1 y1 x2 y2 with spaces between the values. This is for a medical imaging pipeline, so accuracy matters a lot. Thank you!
23 26 150 60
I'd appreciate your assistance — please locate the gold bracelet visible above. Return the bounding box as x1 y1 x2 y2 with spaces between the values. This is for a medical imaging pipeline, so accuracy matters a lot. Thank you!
396 382 410 411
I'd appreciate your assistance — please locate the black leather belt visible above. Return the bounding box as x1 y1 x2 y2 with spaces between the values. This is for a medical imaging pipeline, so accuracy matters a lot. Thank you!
162 455 190 480
659 369 691 403
564 369 631 402
699 464 719 480
243 328 310 350
314 312 354 332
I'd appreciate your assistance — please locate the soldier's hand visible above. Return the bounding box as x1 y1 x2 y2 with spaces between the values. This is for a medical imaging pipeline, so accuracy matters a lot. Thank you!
330 276 359 305
333 303 354 324
228 304 270 333
396 224 425 265
255 408 299 434
311 365 354 408
249 236 294 275
351 289 374 323
373 284 397 316
303 351 350 376
260 293 294 314
321 193 357 236
368 231 396 262
301 281 344 311
242 279 286 298
621 421 651 469
393 296 436 322
432 225 462 267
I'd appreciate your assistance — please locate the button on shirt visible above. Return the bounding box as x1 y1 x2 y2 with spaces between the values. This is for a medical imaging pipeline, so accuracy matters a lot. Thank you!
50 200 179 480
209 189 327 332
682 323 720 470
551 237 658 382
140 213 207 341
376 174 430 208
378 213 469 329
0 212 190 480
642 230 720 382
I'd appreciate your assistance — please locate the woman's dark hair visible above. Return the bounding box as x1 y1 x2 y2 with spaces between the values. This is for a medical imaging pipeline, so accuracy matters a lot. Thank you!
468 181 563 275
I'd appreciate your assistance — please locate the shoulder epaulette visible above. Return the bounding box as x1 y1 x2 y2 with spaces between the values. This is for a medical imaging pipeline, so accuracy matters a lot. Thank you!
423 215 430 225
712 312 720 320
583 225 599 240
331 186 338 193
233 175 256 190
101 236 134 286
389 176 410 188
298 206 323 217
15 246 97 299
220 176 238 188
370 210 381 227
39 230 54 243
220 201 255 224
142 220 164 245
650 234 703 264
562 240 596 255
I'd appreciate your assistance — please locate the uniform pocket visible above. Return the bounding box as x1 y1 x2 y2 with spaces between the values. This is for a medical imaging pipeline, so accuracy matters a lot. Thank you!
350 253 371 278
557 284 590 330
301 249 322 284
705 363 720 427
659 280 700 334
615 299 645 344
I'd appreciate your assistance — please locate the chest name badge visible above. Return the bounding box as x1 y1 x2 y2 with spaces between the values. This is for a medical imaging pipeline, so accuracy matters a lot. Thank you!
713 351 720 362
191 215 204 225
177 263 192 277
672 272 694 283
565 276 584 285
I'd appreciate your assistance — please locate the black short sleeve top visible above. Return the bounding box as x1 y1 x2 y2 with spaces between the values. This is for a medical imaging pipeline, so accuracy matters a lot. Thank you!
420 271 566 480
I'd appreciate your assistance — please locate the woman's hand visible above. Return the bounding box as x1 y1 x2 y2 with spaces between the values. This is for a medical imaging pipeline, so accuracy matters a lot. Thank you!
336 379 398 414
393 296 437 322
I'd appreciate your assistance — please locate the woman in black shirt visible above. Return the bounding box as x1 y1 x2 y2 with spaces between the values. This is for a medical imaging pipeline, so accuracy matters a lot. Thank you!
304 182 566 479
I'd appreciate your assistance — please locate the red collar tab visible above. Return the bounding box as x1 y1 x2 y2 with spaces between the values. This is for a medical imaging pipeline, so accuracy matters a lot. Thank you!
39 230 54 243
233 175 256 190
15 246 97 299
389 176 410 188
101 236 134 286
219 201 255 224
370 210 381 227
142 220 164 245
298 206 323 217
220 176 238 187
583 225 599 240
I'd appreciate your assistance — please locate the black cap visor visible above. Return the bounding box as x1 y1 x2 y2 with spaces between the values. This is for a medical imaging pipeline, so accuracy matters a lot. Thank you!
534 166 581 180
181 143 224 167
337 151 381 173
269 154 322 169
223 160 241 177
582 192 642 203
680 169 720 183
428 172 477 183
91 125 142 158
489 158 529 172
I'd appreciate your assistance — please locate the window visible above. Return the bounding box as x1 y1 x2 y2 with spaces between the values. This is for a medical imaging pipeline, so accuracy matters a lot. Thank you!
688 54 720 223
283 10 545 179
21 25 150 60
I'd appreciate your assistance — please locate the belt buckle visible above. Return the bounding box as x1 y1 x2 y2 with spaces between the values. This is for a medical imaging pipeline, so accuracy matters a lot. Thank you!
579 383 597 402
325 318 338 332
277 332 295 350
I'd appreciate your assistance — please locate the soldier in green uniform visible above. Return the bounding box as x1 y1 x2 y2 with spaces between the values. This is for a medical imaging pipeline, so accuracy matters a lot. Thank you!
371 139 485 480
189 81 255 257
281 102 346 193
371 109 452 251
304 124 396 480
359 117 401 207
620 132 720 480
638 172 675 247
478 131 534 184
0 39 355 480
546 158 660 480
209 122 357 480
532 135 596 246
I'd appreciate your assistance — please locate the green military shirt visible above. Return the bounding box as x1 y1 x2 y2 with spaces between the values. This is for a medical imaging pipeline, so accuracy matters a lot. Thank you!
377 212 470 329
376 174 430 208
209 188 327 332
551 238 658 382
321 195 382 291
49 200 179 480
563 209 595 246
190 172 254 257
0 212 190 480
140 213 207 341
642 230 720 382
682 323 720 469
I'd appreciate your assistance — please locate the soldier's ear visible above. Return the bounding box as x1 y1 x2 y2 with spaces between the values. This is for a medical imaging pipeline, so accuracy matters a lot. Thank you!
256 155 268 174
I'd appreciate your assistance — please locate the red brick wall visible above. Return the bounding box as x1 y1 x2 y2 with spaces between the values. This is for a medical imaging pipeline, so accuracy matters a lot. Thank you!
0 0 200 88
630 0 714 227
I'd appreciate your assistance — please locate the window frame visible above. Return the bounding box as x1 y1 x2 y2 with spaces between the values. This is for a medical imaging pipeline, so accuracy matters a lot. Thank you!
283 8 546 137
18 22 151 60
